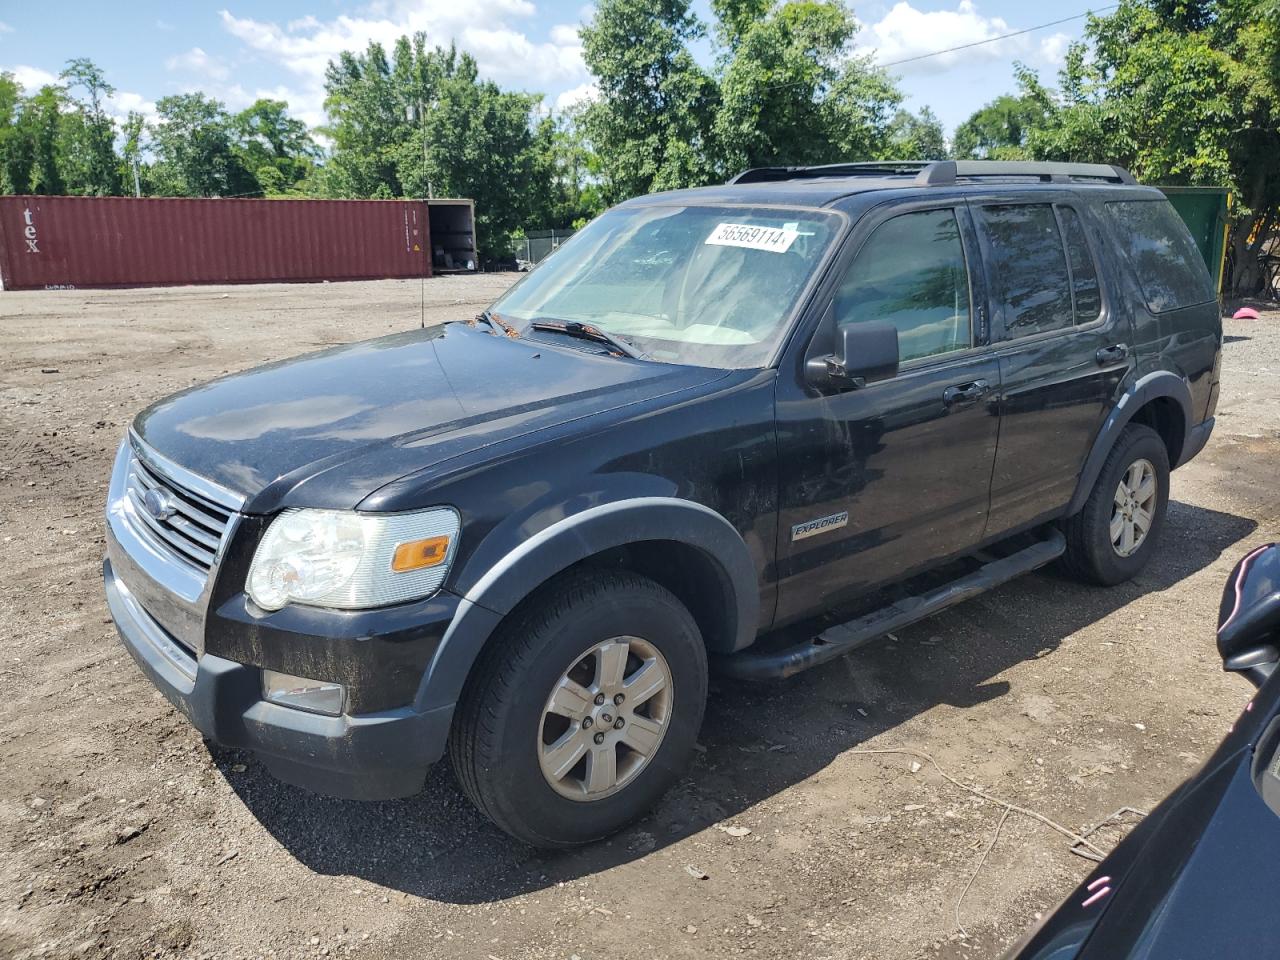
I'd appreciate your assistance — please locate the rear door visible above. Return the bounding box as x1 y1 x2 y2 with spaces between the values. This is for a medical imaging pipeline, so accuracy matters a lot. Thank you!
774 199 1002 622
970 196 1135 537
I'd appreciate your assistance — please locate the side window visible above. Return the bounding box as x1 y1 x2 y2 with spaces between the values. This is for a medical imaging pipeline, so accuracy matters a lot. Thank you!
1058 206 1102 323
834 208 971 363
1105 199 1215 313
981 204 1074 339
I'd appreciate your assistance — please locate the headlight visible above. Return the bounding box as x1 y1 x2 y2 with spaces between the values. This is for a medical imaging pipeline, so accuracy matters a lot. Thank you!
246 507 459 611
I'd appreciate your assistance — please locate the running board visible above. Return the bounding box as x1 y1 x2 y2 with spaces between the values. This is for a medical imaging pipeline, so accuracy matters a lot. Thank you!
718 530 1066 681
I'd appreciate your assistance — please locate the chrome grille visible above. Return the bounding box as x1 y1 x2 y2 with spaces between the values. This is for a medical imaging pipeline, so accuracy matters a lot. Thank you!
123 447 234 574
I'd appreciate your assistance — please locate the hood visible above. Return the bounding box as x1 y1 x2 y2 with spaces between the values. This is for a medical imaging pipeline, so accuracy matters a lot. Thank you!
134 322 727 512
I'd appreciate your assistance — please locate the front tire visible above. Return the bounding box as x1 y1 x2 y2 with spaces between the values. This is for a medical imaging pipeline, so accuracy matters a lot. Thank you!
1061 423 1170 585
449 569 707 847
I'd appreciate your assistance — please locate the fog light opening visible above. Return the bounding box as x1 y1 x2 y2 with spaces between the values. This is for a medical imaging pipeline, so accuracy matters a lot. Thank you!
262 669 346 716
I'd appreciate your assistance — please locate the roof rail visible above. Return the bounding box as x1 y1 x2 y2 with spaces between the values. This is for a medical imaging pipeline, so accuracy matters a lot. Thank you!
919 160 1136 185
728 162 930 185
727 159 1136 187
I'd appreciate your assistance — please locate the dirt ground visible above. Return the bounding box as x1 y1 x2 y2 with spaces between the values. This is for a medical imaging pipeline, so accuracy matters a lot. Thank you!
1 277 1277 960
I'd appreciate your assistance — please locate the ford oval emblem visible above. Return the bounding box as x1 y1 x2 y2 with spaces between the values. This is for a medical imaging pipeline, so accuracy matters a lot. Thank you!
142 488 177 522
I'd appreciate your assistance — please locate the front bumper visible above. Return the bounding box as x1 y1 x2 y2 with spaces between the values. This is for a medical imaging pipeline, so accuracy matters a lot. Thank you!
105 557 453 800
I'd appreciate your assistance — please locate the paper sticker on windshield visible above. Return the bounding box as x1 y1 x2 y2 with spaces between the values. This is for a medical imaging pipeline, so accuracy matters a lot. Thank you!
705 222 798 253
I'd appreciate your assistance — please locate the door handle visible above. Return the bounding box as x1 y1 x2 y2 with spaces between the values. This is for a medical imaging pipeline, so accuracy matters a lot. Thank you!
942 379 990 407
1096 343 1129 365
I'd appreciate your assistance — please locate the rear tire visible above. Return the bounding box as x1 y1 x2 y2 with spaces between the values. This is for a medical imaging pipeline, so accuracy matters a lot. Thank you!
1061 423 1170 586
449 569 707 848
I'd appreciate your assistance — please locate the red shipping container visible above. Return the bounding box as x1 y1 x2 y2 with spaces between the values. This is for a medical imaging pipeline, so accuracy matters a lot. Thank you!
0 195 432 291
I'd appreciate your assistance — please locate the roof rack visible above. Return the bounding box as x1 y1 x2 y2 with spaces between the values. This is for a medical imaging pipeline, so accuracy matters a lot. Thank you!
728 159 1136 187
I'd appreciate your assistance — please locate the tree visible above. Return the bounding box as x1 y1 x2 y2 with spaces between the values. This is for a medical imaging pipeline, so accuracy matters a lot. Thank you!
0 72 34 194
882 106 947 160
952 73 1054 160
58 58 120 195
394 46 544 259
120 110 147 196
20 85 66 195
320 39 414 198
580 0 720 202
151 93 256 197
530 107 605 229
1022 0 1280 296
233 98 320 195
714 0 902 173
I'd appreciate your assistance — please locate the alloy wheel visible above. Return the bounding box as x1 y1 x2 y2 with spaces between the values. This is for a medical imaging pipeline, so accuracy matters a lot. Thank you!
1111 458 1157 557
537 636 673 801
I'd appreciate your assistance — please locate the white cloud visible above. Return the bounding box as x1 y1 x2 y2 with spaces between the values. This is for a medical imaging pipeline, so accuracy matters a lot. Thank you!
859 1 1039 74
0 21 13 35
165 47 231 81
107 90 158 124
1039 32 1070 65
554 80 596 112
7 64 56 90
217 0 588 125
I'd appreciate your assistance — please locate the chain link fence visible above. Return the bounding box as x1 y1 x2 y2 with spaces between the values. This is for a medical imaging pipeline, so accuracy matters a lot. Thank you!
517 229 576 268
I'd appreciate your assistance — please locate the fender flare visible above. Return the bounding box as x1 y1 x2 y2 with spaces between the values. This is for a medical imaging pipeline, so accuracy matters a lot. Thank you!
415 497 759 711
1066 370 1194 516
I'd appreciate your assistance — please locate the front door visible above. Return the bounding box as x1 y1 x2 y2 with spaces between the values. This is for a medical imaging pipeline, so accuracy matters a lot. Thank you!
774 200 1001 624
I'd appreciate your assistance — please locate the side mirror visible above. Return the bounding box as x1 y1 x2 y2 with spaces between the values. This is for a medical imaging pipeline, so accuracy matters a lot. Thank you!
805 320 900 391
1218 544 1280 688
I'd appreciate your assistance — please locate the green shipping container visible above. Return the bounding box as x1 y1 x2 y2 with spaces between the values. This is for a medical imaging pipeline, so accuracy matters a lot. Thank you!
1157 186 1230 294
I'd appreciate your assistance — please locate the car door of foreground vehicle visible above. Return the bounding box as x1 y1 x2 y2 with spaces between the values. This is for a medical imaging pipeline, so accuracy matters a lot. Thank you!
970 195 1137 538
773 198 1002 623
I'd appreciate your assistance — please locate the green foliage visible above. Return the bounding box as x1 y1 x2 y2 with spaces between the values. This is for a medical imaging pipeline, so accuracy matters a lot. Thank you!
951 71 1054 161
397 47 544 258
233 99 320 195
22 86 66 195
580 0 719 203
0 72 34 194
882 106 947 160
531 106 605 228
58 58 121 195
150 93 258 197
715 1 902 173
1012 0 1280 295
319 35 554 258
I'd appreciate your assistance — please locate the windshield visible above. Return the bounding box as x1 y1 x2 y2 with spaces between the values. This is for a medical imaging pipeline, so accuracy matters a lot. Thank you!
491 204 840 368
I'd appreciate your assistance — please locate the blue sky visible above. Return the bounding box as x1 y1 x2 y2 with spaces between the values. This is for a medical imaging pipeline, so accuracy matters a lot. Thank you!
0 0 1092 136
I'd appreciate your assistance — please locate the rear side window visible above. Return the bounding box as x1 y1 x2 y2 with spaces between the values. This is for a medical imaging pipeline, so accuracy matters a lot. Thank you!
1058 207 1102 323
1106 200 1214 313
981 204 1074 338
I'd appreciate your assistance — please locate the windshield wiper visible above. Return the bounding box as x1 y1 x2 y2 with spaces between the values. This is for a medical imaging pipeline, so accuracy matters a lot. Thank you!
473 309 520 339
529 319 647 359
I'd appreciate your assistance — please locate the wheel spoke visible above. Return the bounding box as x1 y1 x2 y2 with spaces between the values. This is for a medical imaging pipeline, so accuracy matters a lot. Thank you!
622 659 667 707
1120 520 1135 554
595 640 630 690
585 744 617 794
1114 483 1129 506
1133 505 1152 535
546 678 594 719
621 714 663 756
1135 474 1156 504
1110 511 1125 544
1127 462 1144 491
542 728 589 781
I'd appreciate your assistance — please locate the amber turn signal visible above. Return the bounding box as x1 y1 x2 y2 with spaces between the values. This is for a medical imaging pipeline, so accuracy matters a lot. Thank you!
391 535 451 572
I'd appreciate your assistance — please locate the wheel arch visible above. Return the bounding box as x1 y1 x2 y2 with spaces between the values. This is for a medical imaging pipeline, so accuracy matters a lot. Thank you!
1067 371 1192 516
415 498 759 712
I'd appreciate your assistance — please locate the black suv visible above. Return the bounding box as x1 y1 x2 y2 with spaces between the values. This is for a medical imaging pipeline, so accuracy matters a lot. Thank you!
103 160 1221 846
